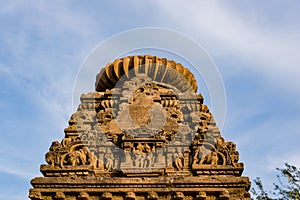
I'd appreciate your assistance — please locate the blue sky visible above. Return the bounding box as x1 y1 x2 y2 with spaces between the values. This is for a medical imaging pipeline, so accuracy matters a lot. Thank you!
1 1 300 199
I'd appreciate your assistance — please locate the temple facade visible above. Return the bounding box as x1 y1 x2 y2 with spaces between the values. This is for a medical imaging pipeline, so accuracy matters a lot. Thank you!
29 55 250 200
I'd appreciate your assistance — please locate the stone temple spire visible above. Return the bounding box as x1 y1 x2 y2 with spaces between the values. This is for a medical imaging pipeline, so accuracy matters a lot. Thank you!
29 55 250 200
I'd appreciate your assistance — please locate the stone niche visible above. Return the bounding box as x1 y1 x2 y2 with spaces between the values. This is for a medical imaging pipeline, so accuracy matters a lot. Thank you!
29 55 250 200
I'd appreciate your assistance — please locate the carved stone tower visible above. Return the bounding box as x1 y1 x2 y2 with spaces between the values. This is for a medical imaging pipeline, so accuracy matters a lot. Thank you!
29 55 250 200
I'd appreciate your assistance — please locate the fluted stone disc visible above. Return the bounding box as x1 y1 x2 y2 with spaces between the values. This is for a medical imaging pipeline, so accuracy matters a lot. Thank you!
95 55 198 92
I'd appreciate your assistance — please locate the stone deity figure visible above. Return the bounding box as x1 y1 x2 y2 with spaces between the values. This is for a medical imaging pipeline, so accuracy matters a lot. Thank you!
104 149 114 171
134 143 146 167
174 152 183 170
144 145 155 167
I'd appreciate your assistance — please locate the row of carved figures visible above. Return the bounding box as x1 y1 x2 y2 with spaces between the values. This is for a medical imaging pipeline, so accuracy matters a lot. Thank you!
45 135 241 172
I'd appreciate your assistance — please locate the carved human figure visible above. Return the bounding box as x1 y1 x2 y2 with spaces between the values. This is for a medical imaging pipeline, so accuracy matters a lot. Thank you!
144 145 156 168
80 147 89 164
104 149 114 171
211 152 219 166
87 149 97 168
134 143 146 167
150 146 156 166
174 152 183 170
156 147 164 164
98 152 105 170
124 147 133 163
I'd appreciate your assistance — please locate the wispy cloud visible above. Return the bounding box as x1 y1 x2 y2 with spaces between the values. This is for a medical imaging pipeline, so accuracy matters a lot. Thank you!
0 2 101 198
0 165 36 180
150 1 300 92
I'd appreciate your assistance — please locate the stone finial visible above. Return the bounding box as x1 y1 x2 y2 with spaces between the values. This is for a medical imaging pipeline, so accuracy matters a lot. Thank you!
95 55 198 92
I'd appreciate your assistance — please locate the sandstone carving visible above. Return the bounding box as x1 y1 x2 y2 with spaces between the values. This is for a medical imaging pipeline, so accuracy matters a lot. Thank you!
29 55 250 199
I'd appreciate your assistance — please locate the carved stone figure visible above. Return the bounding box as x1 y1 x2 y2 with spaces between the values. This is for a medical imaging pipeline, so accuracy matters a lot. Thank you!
87 149 97 168
211 152 219 166
133 143 146 167
174 152 183 171
104 149 114 171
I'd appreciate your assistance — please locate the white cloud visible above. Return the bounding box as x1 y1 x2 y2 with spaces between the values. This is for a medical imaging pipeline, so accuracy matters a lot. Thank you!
0 0 101 125
150 1 300 92
0 2 100 195
0 165 36 180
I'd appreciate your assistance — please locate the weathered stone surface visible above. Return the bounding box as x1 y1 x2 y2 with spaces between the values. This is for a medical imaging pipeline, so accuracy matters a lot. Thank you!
29 55 250 199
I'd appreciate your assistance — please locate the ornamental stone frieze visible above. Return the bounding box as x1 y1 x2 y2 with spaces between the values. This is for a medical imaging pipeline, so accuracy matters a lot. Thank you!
29 55 250 200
